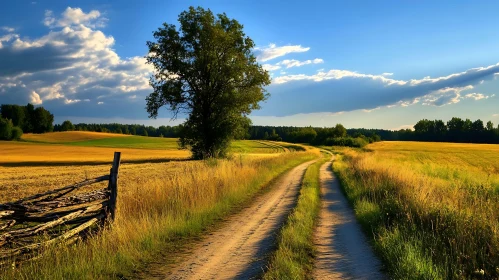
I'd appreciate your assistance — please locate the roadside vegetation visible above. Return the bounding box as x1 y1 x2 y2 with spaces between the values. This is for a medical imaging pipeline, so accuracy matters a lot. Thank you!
328 141 499 279
1 145 318 279
264 154 329 279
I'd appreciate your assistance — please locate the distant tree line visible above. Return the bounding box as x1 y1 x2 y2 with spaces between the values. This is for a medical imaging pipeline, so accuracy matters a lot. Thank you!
410 117 499 143
247 125 380 147
54 121 182 138
346 117 499 144
1 104 54 134
0 103 55 140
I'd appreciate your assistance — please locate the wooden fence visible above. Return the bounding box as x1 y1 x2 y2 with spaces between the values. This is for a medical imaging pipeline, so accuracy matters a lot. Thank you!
0 152 121 264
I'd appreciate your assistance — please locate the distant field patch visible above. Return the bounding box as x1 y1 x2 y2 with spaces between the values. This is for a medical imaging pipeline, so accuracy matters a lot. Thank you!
22 131 130 143
67 136 180 150
230 140 285 154
0 142 190 167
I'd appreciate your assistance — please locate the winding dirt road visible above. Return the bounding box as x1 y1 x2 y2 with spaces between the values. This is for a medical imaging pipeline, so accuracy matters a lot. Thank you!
142 159 316 280
313 156 385 279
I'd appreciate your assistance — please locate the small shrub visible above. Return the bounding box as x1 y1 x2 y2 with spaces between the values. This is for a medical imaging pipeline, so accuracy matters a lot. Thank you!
0 118 13 140
11 126 23 140
328 137 368 148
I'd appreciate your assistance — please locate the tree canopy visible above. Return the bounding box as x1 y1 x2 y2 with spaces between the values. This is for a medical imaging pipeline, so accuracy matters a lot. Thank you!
145 6 270 159
0 103 54 134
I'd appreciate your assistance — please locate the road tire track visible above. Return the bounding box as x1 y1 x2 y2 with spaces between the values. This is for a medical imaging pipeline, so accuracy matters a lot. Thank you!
313 156 386 279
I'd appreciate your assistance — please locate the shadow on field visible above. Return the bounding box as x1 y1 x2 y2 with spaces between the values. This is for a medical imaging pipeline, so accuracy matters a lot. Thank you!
0 158 192 167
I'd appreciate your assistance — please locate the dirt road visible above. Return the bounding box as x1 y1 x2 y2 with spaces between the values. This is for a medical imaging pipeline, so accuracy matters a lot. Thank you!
313 156 385 279
143 159 316 280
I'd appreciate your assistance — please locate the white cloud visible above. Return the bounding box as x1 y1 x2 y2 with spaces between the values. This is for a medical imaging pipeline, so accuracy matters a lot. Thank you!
0 34 16 48
363 107 381 113
262 64 281 71
259 62 499 116
1 26 15 33
493 114 499 117
97 101 104 105
382 72 393 76
392 124 414 131
0 7 154 118
64 98 81 104
463 92 493 100
44 7 107 28
273 69 407 85
30 91 42 105
254 43 310 62
278 58 323 69
43 10 56 27
263 58 324 71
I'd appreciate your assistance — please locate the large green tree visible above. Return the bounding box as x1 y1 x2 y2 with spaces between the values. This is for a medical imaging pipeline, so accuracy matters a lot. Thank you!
145 6 270 159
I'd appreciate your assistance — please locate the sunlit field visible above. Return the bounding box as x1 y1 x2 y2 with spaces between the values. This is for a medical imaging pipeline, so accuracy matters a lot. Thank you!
0 131 319 279
22 131 130 143
0 142 190 167
329 142 499 279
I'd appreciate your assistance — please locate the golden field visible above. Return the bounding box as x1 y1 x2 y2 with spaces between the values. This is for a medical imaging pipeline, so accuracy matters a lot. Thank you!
0 147 318 279
0 131 321 279
0 141 190 166
330 141 499 279
22 131 130 143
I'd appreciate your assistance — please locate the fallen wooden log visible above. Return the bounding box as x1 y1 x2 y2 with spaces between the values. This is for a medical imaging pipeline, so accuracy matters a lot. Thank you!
0 217 100 259
0 175 110 208
25 200 107 222
0 220 15 231
33 189 108 210
0 211 14 219
2 210 86 240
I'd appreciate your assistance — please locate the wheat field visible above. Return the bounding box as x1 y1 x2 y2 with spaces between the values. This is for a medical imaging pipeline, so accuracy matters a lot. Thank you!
22 131 130 143
330 141 499 279
0 131 320 279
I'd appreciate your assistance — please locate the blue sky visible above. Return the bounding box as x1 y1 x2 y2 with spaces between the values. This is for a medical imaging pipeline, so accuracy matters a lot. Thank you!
1 0 499 129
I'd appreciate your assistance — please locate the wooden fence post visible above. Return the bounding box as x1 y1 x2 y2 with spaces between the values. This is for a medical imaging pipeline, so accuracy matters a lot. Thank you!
107 152 121 221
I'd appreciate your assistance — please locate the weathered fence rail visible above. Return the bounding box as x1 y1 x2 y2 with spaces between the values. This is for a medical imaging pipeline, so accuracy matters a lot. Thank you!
0 152 121 264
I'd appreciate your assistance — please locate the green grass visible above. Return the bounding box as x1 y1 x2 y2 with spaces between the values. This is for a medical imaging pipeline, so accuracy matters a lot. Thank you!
67 136 180 150
263 154 328 280
229 140 284 154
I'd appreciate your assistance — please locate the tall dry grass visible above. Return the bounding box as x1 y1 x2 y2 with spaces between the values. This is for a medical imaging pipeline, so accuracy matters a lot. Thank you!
330 143 499 279
1 151 317 279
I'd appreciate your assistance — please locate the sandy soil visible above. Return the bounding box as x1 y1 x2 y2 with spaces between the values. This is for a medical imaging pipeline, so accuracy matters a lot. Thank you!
141 159 317 280
313 156 386 279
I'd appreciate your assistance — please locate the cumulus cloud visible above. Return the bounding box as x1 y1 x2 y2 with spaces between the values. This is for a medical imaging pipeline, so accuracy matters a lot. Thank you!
254 43 310 62
44 7 107 28
30 91 42 105
0 7 154 119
